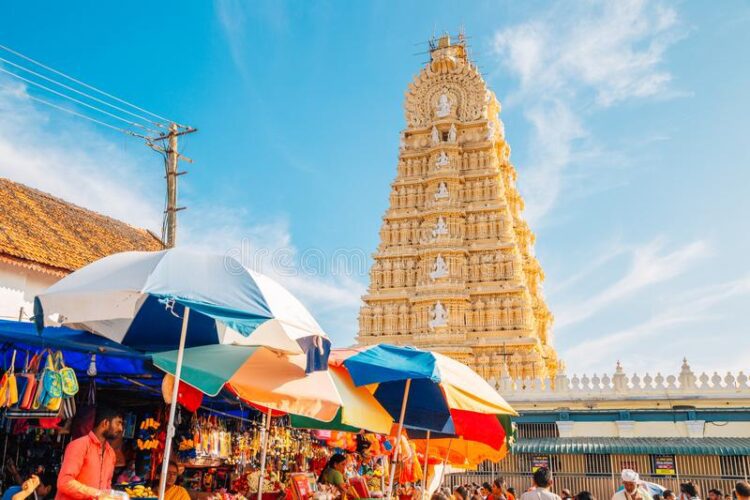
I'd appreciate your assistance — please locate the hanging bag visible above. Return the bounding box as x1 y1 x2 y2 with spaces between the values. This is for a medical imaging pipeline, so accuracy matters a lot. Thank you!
57 351 79 397
0 351 19 408
19 351 42 410
34 350 62 411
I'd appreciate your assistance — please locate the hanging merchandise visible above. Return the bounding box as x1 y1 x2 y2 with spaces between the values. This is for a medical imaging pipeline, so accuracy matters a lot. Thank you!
18 351 42 410
0 350 18 407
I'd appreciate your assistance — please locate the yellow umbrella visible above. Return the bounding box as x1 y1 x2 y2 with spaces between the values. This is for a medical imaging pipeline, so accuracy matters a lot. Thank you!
413 437 508 466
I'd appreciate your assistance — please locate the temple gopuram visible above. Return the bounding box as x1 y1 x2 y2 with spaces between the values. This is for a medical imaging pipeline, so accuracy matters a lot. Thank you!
356 34 560 381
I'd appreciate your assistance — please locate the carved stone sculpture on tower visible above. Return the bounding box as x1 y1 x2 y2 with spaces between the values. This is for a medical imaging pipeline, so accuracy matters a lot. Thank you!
429 254 449 280
448 123 457 143
429 301 448 329
435 151 449 168
431 126 440 146
432 216 449 238
486 120 495 141
436 93 451 117
435 181 449 200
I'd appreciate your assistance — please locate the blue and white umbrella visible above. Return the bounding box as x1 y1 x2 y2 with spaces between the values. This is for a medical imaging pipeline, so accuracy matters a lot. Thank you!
34 248 331 370
34 248 332 498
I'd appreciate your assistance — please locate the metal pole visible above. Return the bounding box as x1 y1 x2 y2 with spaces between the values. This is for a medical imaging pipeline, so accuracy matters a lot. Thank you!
158 306 190 499
438 439 454 490
422 430 431 499
387 379 412 499
257 407 273 500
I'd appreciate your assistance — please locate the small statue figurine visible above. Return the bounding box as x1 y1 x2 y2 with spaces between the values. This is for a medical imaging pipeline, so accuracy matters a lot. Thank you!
436 93 451 117
431 126 440 146
428 301 448 329
434 182 449 200
435 151 449 167
399 131 406 151
486 121 495 141
448 123 457 143
429 254 449 280
432 216 449 238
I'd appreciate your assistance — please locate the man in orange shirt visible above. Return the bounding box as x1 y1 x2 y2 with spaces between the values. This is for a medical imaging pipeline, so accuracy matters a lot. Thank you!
56 407 123 500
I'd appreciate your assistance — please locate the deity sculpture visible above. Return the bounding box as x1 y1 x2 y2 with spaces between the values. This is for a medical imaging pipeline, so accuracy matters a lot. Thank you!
434 181 449 200
436 93 451 117
429 254 449 280
448 123 457 143
432 216 449 238
435 151 449 168
428 301 448 329
486 120 495 141
431 126 440 146
399 131 406 151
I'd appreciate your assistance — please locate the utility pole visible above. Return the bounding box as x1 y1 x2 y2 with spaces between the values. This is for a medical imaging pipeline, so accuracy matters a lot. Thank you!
149 123 197 248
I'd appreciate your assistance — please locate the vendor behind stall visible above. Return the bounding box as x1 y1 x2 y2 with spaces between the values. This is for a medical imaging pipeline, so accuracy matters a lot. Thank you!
318 454 349 498
163 463 189 500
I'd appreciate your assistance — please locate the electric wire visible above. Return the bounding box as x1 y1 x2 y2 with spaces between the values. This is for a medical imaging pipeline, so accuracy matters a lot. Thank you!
24 93 146 138
0 67 161 134
0 43 182 126
0 55 168 130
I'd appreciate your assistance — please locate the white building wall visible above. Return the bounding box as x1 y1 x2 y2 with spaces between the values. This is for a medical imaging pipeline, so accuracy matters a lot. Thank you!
0 261 59 321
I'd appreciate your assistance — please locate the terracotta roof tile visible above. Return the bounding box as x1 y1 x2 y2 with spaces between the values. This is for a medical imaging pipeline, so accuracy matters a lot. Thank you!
0 178 164 274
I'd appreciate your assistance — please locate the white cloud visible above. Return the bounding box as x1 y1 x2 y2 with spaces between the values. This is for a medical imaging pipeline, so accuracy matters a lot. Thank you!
491 0 684 223
0 75 365 346
562 274 750 373
555 238 710 328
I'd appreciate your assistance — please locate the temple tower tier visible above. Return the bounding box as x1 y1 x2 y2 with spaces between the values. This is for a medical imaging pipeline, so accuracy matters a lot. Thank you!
356 34 559 381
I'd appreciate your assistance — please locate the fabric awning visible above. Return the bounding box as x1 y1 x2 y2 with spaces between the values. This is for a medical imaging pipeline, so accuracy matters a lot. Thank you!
514 437 750 456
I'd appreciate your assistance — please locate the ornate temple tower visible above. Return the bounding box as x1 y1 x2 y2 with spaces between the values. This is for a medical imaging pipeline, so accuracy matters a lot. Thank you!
356 34 560 381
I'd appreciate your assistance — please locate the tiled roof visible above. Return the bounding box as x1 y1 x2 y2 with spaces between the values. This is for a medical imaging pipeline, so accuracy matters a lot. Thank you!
514 437 750 456
0 178 164 275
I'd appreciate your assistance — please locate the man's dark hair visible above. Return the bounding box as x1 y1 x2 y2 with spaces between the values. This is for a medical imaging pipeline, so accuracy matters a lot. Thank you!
532 467 552 488
736 482 750 498
508 487 516 495
94 406 123 428
681 482 699 498
454 486 468 500
483 482 493 492
575 491 596 500
664 491 674 499
710 490 724 497
494 478 505 489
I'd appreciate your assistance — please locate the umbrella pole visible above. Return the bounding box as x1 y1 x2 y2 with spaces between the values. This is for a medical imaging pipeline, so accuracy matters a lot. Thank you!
422 430 431 500
437 439 453 490
158 306 190 500
387 378 411 500
257 407 273 500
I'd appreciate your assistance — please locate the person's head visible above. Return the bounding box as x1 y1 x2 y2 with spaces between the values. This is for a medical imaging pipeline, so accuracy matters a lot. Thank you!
24 471 55 499
165 462 182 488
493 478 506 495
507 487 516 496
482 482 493 496
654 495 662 500
94 406 124 441
735 482 750 500
681 483 699 499
454 486 469 500
664 490 675 500
562 489 572 499
328 453 348 473
621 470 639 494
575 492 596 500
432 492 451 500
709 489 723 500
532 468 552 489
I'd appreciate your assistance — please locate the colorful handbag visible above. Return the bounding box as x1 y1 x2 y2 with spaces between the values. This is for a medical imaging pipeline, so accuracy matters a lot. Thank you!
35 350 62 411
19 352 42 410
57 351 79 397
0 350 19 407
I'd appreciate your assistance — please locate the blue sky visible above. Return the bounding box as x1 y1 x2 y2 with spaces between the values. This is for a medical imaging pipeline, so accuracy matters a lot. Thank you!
1 1 749 377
